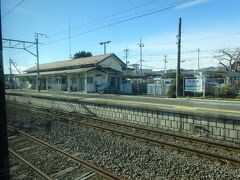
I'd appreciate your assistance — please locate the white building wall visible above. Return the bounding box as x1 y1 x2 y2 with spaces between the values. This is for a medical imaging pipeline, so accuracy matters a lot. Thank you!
99 56 122 72
147 84 171 96
85 70 108 92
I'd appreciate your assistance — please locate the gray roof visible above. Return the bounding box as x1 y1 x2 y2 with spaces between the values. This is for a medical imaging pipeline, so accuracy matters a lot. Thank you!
25 53 118 73
17 67 96 77
228 72 240 77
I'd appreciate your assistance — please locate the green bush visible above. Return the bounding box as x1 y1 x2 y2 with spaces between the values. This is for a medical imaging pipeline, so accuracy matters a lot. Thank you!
218 84 238 98
167 84 176 98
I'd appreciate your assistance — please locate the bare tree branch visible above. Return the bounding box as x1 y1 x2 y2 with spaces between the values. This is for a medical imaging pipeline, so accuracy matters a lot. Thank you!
216 48 240 72
219 61 229 71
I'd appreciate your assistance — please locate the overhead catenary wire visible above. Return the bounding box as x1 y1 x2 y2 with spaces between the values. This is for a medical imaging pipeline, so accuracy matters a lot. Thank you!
2 0 26 19
148 32 240 46
48 0 161 37
42 0 198 47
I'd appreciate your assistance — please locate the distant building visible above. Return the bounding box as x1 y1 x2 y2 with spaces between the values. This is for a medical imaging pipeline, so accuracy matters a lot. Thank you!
4 74 17 88
16 53 126 93
128 64 152 76
227 72 240 84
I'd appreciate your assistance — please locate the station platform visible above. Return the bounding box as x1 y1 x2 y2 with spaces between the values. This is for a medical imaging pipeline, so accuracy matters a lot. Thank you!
5 89 240 120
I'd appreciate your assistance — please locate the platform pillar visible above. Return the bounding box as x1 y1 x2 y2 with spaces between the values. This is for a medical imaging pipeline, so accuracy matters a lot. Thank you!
46 77 48 90
84 72 88 93
67 75 71 92
77 75 80 92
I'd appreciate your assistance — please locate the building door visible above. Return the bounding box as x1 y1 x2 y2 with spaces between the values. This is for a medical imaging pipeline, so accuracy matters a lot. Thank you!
79 78 85 91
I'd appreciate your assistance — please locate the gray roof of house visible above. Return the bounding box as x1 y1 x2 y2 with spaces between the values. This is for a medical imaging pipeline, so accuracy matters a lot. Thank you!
17 66 122 78
17 67 97 77
228 72 240 77
25 53 120 73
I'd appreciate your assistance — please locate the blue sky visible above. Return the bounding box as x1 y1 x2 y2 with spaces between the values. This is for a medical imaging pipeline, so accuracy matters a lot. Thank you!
2 0 240 73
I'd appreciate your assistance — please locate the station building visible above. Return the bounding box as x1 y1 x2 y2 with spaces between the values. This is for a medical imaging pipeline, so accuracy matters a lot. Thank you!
16 53 126 93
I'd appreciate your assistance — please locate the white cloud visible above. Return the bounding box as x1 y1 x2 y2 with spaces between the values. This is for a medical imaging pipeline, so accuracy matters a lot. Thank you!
174 0 211 10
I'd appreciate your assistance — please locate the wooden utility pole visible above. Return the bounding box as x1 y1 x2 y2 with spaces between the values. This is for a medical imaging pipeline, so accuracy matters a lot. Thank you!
176 17 182 97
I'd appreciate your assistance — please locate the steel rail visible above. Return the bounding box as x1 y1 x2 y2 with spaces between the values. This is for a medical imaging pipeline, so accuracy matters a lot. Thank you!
86 123 240 166
8 102 240 151
8 125 121 180
9 149 53 180
70 111 240 151
9 107 240 166
8 103 240 166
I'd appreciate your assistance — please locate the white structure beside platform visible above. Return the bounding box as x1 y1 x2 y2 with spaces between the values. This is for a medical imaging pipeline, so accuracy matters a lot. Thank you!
16 53 126 93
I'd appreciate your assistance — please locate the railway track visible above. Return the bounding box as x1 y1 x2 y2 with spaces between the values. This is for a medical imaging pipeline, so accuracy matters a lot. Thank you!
8 125 121 180
7 102 240 167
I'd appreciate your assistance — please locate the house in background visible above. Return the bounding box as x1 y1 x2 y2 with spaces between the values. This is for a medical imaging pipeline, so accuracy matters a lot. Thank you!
227 72 240 85
16 53 126 93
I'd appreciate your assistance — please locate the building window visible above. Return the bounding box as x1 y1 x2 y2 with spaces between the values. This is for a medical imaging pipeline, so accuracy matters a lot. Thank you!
87 77 93 84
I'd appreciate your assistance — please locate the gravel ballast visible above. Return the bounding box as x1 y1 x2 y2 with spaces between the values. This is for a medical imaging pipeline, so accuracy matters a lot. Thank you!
7 104 240 179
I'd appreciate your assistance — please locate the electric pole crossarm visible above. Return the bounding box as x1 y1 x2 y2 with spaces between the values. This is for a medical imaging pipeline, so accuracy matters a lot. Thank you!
11 42 22 48
23 48 37 57
99 41 111 54
2 38 35 44
2 38 37 56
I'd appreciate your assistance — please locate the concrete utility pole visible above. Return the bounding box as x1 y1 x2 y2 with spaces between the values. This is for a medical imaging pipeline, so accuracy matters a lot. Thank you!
138 38 144 75
34 32 48 92
99 41 111 54
164 55 167 74
197 48 200 71
176 17 182 98
124 48 129 65
9 58 12 87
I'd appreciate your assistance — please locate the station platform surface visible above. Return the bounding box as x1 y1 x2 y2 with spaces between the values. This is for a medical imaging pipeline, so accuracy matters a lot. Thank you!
5 89 240 120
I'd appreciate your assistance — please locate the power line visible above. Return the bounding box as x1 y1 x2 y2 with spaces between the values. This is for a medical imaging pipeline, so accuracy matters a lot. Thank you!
2 0 26 19
43 0 197 46
148 32 240 46
48 0 161 37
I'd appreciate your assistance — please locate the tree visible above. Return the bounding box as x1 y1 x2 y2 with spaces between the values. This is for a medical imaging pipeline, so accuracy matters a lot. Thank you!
215 48 240 72
73 51 93 59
